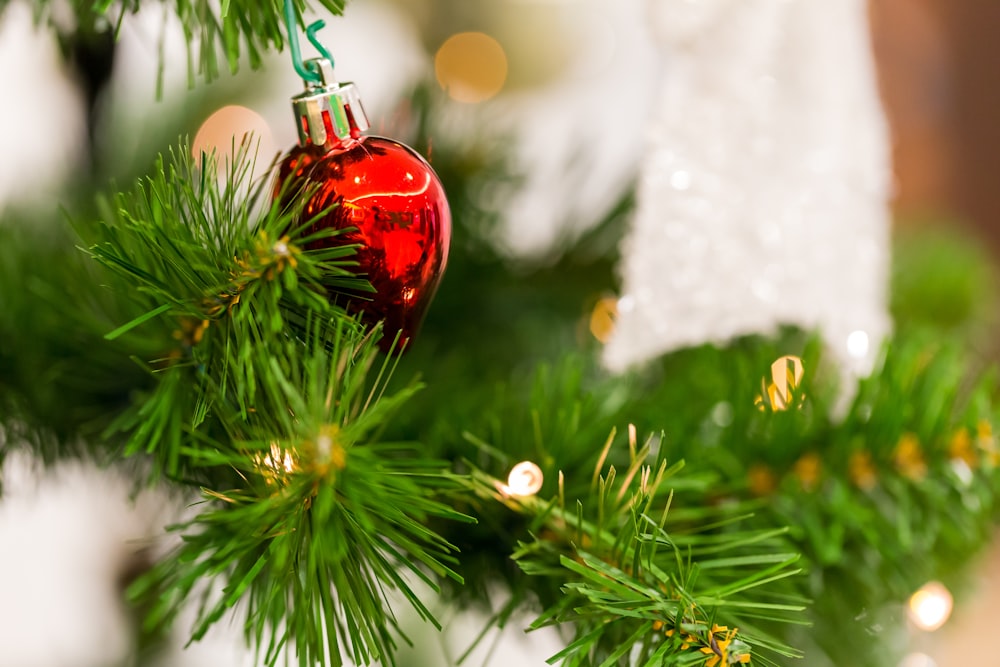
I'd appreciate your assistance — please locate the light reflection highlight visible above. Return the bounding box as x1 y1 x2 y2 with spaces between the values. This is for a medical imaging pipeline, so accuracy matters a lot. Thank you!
908 581 953 632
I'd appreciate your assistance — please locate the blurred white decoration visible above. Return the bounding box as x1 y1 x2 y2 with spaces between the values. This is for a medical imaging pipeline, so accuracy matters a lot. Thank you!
0 454 170 666
908 581 954 632
899 653 938 667
489 0 657 256
0 452 278 667
392 583 565 667
605 0 891 377
151 599 265 667
0 2 85 209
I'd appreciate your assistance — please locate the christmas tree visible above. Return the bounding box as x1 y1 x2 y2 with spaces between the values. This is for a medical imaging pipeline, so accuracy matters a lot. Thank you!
1 1 998 666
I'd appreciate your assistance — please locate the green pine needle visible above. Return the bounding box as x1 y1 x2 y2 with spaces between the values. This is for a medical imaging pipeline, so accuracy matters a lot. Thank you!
24 0 347 84
84 140 365 478
73 140 476 666
464 430 805 667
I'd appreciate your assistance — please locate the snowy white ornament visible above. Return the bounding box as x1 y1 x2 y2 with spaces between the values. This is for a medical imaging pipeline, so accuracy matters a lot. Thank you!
482 0 658 256
605 0 892 378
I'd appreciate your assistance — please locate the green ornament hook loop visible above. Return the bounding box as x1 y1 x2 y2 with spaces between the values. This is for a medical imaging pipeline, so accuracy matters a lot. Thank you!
306 20 336 70
283 0 334 85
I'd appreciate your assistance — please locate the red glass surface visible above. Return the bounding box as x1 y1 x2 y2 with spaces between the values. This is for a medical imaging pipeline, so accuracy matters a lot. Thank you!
276 136 451 350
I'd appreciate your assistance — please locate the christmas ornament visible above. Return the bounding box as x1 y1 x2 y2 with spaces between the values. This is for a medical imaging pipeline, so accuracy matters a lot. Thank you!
605 0 891 382
275 18 450 350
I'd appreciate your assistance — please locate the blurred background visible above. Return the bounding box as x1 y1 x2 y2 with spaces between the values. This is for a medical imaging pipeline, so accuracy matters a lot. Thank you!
2 0 999 247
0 0 998 665
870 0 1000 243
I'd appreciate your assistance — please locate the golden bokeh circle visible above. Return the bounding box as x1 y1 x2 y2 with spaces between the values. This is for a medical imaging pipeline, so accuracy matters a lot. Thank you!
589 296 619 344
434 32 508 104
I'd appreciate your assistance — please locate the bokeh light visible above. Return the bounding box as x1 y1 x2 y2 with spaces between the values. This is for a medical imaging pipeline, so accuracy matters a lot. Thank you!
847 329 870 359
434 32 508 103
505 461 544 497
192 105 274 168
589 296 618 343
908 581 954 632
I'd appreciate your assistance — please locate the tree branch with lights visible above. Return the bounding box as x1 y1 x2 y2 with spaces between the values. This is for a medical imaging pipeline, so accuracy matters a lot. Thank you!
2 1 1000 666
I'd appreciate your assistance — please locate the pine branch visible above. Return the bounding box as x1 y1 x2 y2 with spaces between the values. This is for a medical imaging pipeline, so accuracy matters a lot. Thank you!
409 316 1000 667
78 140 476 665
131 319 473 667
600 333 1000 667
3 66 998 667
83 140 365 480
463 429 805 667
0 218 158 452
18 0 347 83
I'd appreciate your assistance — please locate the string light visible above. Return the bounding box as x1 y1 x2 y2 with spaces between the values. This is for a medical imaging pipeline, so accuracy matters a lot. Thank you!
502 461 544 497
907 581 953 632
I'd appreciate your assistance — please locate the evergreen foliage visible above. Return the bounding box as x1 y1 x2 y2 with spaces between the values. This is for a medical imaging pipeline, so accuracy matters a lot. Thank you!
1 3 999 666
3 0 345 83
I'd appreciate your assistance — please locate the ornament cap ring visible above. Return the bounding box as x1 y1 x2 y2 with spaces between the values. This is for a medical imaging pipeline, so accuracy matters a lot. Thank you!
303 57 337 91
291 60 370 150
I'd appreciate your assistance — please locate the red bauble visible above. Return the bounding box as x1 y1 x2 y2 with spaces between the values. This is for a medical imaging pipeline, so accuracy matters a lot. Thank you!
276 136 451 350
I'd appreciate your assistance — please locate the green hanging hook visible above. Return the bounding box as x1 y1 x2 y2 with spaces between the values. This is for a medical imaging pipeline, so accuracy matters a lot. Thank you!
306 20 336 69
283 0 335 85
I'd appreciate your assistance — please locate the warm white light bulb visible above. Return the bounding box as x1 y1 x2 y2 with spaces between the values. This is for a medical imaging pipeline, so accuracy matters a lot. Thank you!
907 581 953 632
505 461 544 497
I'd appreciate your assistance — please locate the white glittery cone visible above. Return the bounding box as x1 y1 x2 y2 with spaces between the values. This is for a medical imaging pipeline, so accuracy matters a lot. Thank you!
605 0 892 379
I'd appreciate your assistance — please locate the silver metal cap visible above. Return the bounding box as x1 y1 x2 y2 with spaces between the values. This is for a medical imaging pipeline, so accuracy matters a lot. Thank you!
291 58 370 150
